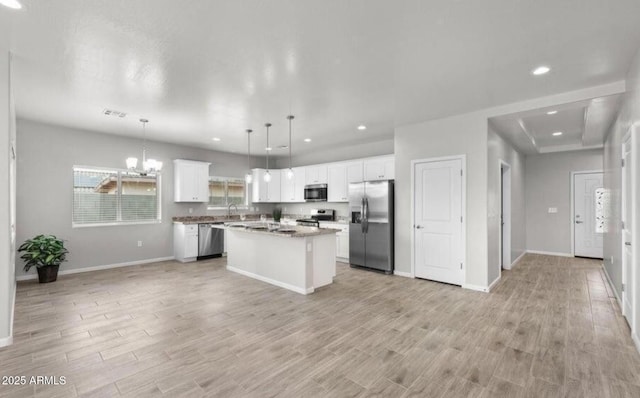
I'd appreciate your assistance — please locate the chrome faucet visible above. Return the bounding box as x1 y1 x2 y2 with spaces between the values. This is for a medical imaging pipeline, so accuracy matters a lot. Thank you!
228 203 238 218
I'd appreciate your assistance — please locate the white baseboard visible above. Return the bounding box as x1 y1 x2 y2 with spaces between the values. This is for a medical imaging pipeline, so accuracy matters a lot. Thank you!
226 266 313 295
488 274 502 291
601 264 622 307
394 270 413 278
511 251 526 269
462 283 490 293
15 256 175 281
526 250 572 257
633 333 640 355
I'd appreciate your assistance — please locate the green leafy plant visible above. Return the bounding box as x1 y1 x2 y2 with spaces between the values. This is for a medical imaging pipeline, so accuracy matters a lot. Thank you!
272 207 282 222
18 235 68 272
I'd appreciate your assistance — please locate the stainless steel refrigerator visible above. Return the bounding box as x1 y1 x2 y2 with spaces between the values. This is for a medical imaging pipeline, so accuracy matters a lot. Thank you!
349 180 394 273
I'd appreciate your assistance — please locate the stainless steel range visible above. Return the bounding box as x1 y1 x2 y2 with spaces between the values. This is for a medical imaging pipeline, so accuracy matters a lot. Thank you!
296 209 334 227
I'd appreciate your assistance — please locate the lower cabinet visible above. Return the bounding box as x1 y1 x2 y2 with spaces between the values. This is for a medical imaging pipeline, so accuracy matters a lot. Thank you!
319 222 349 262
174 224 199 263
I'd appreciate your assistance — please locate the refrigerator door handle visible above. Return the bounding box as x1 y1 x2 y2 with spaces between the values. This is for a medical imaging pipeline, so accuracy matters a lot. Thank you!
363 197 369 233
361 197 365 233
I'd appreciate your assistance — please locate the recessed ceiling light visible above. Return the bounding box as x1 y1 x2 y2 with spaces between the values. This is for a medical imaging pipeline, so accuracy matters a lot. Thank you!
304 138 311 143
532 66 551 76
357 125 367 131
0 0 22 9
212 137 221 142
552 131 563 136
546 110 558 115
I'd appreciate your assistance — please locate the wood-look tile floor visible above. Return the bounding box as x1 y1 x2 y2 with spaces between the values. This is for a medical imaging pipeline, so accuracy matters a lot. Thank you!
1 254 639 397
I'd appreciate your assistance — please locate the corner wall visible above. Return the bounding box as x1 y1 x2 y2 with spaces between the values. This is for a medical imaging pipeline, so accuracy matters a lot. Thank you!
487 123 526 284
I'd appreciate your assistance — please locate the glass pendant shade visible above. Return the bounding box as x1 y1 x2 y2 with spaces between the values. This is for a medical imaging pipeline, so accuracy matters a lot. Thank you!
286 168 294 180
245 172 253 184
126 157 138 169
264 170 271 182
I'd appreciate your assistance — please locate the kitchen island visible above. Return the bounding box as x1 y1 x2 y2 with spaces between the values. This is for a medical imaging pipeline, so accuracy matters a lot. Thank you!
225 224 338 294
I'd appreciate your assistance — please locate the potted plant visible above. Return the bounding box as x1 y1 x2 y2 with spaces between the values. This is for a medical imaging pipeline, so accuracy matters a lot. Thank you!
18 235 68 283
272 207 282 222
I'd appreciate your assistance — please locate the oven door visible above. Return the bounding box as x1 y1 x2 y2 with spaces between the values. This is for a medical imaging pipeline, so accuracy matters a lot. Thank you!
304 184 327 202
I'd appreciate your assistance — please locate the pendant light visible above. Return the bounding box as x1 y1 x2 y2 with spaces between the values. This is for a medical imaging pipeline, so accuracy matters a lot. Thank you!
245 129 253 184
264 123 272 182
286 115 294 180
126 118 162 173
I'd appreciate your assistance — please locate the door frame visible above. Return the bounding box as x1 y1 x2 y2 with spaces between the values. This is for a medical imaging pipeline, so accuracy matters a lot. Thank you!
622 131 632 321
570 169 604 257
410 154 467 281
499 160 512 273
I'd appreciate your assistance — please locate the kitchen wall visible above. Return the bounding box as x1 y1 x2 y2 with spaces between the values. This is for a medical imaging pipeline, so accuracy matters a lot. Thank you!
15 119 269 279
603 46 640 327
487 123 526 285
273 138 394 169
0 14 16 346
395 112 489 288
525 149 603 255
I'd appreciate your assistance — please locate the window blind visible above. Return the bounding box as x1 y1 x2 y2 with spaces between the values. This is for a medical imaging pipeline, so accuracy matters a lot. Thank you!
208 177 246 207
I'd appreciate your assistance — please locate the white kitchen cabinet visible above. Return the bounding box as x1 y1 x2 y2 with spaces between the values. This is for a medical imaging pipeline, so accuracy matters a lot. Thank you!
363 155 394 181
251 168 281 203
328 161 363 202
174 159 211 202
280 167 306 203
319 222 349 262
305 165 328 185
174 223 199 263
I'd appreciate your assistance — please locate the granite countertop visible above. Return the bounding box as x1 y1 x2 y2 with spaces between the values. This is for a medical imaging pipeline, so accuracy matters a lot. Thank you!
172 215 269 224
225 223 339 238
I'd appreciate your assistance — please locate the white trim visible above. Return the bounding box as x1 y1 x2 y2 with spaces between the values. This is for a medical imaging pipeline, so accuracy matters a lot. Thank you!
226 265 313 295
393 270 414 278
488 274 502 291
410 154 466 284
511 251 526 269
602 263 622 308
462 283 489 293
498 160 511 273
16 256 175 281
633 333 640 355
570 170 604 257
526 249 572 257
0 284 16 348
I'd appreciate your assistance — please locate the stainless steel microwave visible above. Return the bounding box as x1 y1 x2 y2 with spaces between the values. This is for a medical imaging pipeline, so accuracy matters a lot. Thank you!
304 184 328 202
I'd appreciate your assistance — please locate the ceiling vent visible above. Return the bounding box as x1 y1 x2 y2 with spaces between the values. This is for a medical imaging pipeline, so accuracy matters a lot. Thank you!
103 108 127 118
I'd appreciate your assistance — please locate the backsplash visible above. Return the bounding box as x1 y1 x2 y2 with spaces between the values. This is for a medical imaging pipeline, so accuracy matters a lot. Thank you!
277 202 349 220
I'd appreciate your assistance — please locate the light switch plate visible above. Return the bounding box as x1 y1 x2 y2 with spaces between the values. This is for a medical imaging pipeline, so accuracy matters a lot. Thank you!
548 207 558 214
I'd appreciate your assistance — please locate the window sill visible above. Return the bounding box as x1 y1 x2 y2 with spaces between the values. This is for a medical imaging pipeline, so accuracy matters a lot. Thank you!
207 206 250 211
72 220 162 228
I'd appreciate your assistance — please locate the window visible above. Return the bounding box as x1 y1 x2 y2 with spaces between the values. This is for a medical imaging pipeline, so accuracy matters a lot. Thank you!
208 177 247 208
73 166 161 227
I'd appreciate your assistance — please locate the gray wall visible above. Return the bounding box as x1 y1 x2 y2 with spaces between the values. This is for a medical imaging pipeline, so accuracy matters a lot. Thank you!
603 46 640 310
274 138 394 169
395 113 489 287
0 26 15 344
525 149 603 255
16 119 270 278
487 123 526 285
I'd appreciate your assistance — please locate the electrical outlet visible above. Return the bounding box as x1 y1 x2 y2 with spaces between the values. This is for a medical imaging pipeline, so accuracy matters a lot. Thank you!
548 207 558 214
610 256 614 264
137 241 143 247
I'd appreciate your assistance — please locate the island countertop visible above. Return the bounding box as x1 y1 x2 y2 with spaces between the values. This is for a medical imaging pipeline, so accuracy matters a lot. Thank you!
225 223 339 238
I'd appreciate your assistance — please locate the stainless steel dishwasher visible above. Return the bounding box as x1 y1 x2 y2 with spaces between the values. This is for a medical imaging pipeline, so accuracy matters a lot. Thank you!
198 223 224 259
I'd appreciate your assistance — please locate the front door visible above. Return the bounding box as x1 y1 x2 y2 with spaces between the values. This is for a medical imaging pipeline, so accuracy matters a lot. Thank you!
622 137 633 322
414 158 464 285
574 172 604 258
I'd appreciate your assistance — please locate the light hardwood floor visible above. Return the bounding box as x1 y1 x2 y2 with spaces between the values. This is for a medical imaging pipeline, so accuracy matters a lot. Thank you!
1 254 639 397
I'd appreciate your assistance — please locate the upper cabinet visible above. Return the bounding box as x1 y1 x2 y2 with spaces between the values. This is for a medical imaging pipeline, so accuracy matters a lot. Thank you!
305 165 328 185
252 169 281 203
280 167 306 203
328 161 364 202
363 155 394 181
174 159 211 202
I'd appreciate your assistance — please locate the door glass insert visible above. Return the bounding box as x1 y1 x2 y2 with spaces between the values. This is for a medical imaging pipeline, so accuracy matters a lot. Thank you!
595 188 605 233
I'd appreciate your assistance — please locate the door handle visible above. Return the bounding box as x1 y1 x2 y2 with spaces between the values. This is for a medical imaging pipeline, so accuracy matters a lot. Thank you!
415 225 424 229
625 242 631 246
575 221 583 224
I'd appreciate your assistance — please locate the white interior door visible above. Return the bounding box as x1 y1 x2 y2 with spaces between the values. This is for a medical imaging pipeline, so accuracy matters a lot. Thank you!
574 172 604 258
622 137 633 322
500 164 511 270
414 158 464 285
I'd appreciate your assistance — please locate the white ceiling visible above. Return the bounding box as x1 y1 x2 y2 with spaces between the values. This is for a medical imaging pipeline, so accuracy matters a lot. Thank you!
489 93 622 154
4 0 640 156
